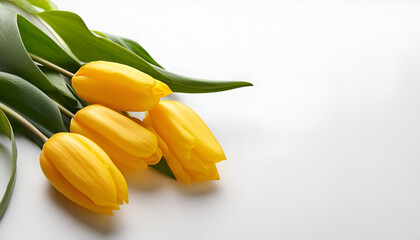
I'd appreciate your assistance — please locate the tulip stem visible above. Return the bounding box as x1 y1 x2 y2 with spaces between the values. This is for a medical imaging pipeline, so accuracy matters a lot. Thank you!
0 102 48 144
53 100 75 119
29 53 75 79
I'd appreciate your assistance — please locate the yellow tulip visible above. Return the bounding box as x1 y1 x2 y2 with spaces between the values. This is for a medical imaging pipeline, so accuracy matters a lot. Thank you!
143 100 226 183
70 104 162 169
39 133 128 215
72 61 172 111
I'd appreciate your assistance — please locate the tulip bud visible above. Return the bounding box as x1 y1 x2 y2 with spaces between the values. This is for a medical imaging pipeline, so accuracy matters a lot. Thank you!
143 100 226 183
72 61 172 111
39 133 128 215
70 104 162 169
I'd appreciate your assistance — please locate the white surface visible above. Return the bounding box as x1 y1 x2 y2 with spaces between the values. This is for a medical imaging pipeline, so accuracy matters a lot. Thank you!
1 0 420 239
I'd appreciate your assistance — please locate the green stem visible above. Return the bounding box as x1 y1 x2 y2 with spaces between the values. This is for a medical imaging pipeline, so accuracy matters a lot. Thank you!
52 100 75 119
30 54 79 117
29 54 126 118
29 53 75 79
0 102 48 144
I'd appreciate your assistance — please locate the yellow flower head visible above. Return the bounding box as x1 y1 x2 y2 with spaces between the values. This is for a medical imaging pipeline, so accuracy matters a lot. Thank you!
39 133 128 215
72 61 172 111
70 104 162 169
143 100 226 183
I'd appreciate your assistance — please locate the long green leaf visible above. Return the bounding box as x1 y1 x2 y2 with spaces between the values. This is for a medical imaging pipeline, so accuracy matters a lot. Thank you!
25 0 57 11
18 15 80 73
39 10 253 93
94 31 164 69
7 0 57 14
0 71 67 138
0 5 81 109
0 109 17 218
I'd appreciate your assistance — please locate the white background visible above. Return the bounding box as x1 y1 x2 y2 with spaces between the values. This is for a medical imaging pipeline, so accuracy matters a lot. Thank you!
1 0 420 239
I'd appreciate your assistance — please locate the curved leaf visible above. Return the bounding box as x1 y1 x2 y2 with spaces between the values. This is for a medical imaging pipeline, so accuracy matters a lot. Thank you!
7 0 57 14
0 109 17 218
0 5 80 109
25 0 57 11
39 10 253 93
0 71 67 138
94 31 164 69
18 15 81 73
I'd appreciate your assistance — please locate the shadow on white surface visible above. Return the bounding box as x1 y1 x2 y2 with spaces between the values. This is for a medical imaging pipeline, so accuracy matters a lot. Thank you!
163 93 183 102
47 187 119 234
120 167 169 192
120 165 220 196
174 181 219 196
43 165 220 235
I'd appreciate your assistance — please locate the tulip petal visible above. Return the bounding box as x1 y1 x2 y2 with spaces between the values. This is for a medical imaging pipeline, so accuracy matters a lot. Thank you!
187 171 207 182
111 151 149 170
160 101 226 162
147 105 196 161
132 115 170 158
73 105 159 158
72 61 172 111
144 100 225 183
142 148 162 165
42 133 117 207
75 61 155 89
165 153 192 183
40 150 115 215
152 80 172 100
205 161 220 180
71 118 149 170
149 129 170 157
73 75 156 111
184 150 210 176
86 135 129 204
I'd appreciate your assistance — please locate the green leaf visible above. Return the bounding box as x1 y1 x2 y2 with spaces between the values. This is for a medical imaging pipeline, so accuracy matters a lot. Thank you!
6 0 40 14
0 71 67 138
39 10 253 93
0 5 81 109
0 109 17 218
8 118 45 148
18 15 81 73
94 31 164 69
26 0 57 11
7 0 57 14
39 66 81 113
151 157 176 180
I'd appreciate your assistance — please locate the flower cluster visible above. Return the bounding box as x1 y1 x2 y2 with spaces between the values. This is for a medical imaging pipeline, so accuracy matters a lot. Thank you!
40 61 226 215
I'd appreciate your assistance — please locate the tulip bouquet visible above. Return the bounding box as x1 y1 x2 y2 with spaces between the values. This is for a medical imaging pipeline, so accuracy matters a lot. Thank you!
0 0 251 216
